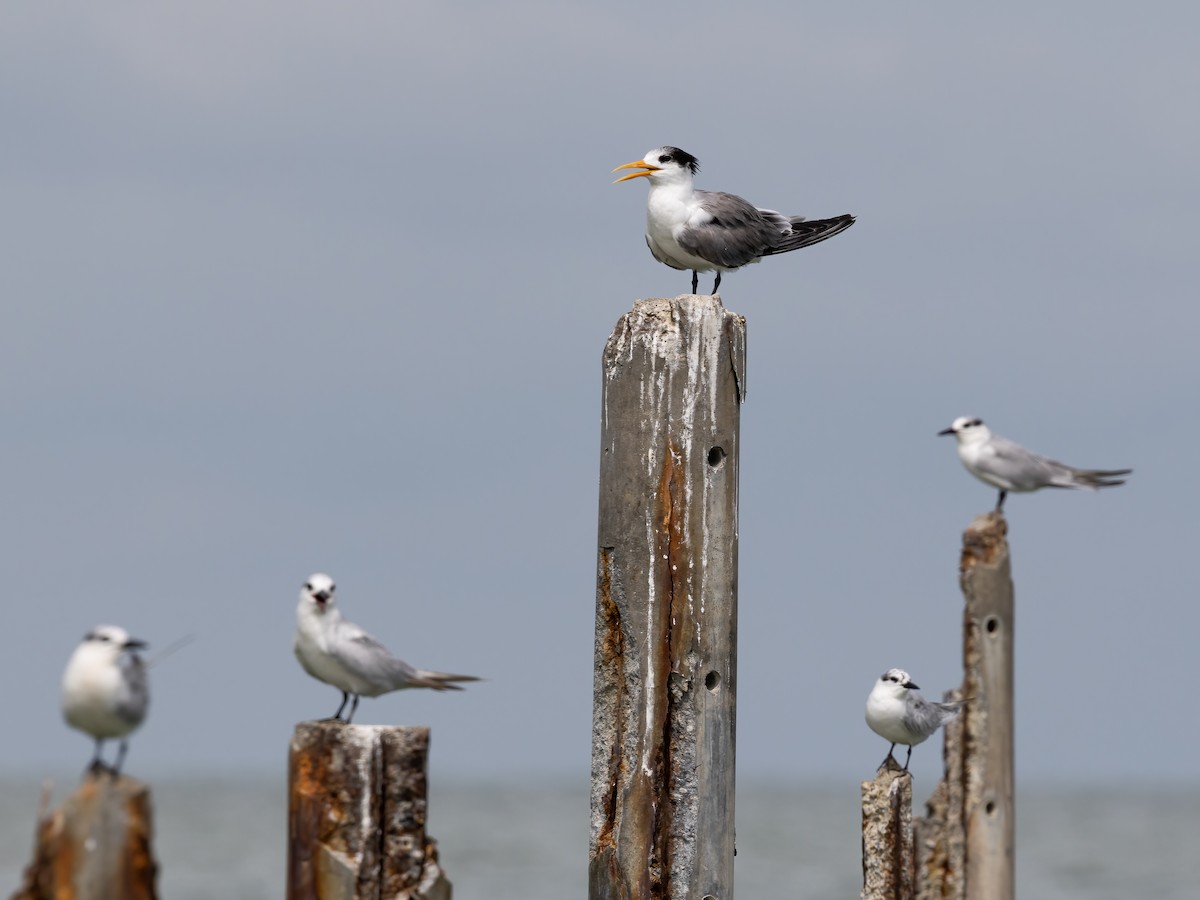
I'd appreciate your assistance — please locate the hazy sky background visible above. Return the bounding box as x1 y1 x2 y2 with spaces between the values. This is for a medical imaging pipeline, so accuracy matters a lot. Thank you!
2 2 1197 798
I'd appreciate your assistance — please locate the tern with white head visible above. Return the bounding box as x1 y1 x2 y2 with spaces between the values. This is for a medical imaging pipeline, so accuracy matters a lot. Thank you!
613 146 854 294
865 668 964 771
62 625 149 775
294 573 479 724
938 416 1132 512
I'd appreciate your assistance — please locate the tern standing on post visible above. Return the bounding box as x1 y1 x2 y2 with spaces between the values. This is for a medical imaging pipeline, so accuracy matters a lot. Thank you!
294 573 480 724
938 416 1132 511
62 625 149 775
613 146 854 294
865 668 964 771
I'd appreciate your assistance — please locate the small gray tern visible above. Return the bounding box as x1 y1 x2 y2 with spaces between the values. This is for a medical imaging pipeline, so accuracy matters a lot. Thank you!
865 668 964 771
938 416 1132 512
61 625 149 775
613 146 854 294
294 573 479 724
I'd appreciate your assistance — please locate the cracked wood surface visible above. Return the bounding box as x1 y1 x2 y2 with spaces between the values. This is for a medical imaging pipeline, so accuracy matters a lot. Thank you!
287 722 450 900
590 295 745 900
11 772 159 900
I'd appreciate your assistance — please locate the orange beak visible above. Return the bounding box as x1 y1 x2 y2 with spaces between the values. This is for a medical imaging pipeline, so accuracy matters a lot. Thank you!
612 160 661 183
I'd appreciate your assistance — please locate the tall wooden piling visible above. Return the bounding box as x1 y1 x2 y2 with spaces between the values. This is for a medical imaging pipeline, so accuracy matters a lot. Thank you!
287 722 451 900
11 772 158 900
958 512 1015 900
915 511 1015 900
589 295 746 900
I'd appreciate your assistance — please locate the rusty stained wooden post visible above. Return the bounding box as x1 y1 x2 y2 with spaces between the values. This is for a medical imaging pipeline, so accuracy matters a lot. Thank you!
915 511 1014 900
288 721 451 900
11 773 158 900
960 512 1015 900
914 701 965 900
861 758 914 900
589 294 746 900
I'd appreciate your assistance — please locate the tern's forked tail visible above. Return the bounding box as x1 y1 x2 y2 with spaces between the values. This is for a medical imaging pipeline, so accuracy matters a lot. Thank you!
935 698 968 723
1067 466 1133 489
409 669 482 691
765 213 856 255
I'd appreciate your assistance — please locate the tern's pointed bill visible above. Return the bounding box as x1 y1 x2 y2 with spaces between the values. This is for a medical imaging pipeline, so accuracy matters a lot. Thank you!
612 159 660 182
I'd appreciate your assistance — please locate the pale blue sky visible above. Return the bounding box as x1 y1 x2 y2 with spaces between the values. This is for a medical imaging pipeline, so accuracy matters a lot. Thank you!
2 3 1196 788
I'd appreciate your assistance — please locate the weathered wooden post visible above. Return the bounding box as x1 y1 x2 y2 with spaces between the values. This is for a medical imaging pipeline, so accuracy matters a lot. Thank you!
959 512 1015 900
589 294 746 900
288 722 451 900
913 699 965 900
915 511 1015 900
11 773 159 900
861 759 914 900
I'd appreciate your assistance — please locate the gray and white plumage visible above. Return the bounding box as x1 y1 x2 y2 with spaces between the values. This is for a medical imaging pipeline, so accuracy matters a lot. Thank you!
61 624 149 774
294 573 479 724
865 668 964 771
613 146 855 295
938 416 1132 512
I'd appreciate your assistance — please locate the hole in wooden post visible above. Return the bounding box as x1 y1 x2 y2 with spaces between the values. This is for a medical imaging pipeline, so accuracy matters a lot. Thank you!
985 798 997 815
705 671 721 692
703 895 718 900
707 446 725 468
985 615 999 634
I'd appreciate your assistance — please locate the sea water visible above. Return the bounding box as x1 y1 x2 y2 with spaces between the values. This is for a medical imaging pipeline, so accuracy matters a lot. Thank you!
2 776 1197 898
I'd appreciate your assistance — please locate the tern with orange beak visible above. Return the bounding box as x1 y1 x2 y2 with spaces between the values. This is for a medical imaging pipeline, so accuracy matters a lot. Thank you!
613 146 854 294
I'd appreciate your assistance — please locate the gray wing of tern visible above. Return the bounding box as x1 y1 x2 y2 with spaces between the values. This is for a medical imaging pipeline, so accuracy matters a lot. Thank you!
680 191 788 267
903 693 964 742
679 192 856 268
116 653 149 726
335 627 417 690
330 620 478 694
988 435 1131 491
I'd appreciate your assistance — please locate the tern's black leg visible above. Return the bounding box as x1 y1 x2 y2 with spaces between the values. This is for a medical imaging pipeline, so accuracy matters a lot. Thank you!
903 745 913 771
87 738 105 774
346 694 361 724
330 691 350 721
113 739 129 777
712 272 721 294
995 490 1007 512
691 271 699 294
